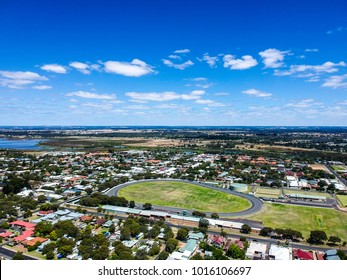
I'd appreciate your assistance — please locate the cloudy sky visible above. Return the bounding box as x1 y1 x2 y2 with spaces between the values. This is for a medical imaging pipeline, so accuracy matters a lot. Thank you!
1 0 347 126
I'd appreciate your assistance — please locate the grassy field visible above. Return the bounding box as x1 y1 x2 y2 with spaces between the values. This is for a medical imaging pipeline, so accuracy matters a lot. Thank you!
331 165 347 171
244 203 347 240
118 181 251 213
337 195 347 207
283 189 331 198
255 187 280 198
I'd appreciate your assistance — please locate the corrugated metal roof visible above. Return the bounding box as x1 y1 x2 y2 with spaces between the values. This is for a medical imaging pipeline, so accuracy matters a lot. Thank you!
179 239 198 253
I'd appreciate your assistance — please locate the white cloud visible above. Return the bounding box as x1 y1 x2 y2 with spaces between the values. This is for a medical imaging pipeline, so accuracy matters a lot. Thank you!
214 92 229 96
162 59 194 70
337 100 347 105
327 27 347 35
126 90 205 102
41 64 67 74
126 91 181 102
191 90 205 95
242 88 272 97
181 90 205 100
259 48 289 68
0 71 47 80
195 83 214 89
223 54 258 70
0 71 48 89
104 59 155 77
195 99 225 106
305 48 319 52
274 61 346 77
322 74 347 89
32 85 52 90
199 53 218 67
125 105 150 110
82 102 113 110
174 49 190 54
192 77 207 81
90 64 101 71
188 77 213 89
69 62 91 74
66 90 117 100
285 99 322 108
154 104 191 111
168 55 181 60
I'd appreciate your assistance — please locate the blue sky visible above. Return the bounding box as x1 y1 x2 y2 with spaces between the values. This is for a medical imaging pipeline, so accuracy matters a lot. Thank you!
1 0 347 126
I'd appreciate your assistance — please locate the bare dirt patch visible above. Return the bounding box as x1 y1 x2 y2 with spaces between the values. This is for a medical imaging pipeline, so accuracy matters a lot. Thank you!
308 164 331 173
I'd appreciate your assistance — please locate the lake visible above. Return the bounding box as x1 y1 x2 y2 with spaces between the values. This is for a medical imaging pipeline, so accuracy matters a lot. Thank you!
0 138 47 150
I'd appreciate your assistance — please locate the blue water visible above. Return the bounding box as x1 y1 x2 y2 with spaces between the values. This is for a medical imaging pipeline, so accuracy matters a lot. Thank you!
0 138 46 150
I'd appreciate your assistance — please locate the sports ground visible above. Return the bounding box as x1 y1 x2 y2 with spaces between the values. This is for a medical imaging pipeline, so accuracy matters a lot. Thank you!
117 181 251 213
245 203 347 240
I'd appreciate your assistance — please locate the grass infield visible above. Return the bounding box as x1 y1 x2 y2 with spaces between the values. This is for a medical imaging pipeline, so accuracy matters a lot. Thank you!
118 181 251 213
245 203 347 240
337 195 347 207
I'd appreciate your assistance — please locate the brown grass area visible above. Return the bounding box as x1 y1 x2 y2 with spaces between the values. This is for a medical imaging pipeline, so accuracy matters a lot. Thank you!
308 164 330 172
125 138 183 147
236 144 317 152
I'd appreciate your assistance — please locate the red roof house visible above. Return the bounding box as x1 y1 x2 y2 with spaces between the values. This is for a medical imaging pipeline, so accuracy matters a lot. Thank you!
10 221 36 230
22 237 48 247
0 231 14 238
14 230 34 242
293 249 314 260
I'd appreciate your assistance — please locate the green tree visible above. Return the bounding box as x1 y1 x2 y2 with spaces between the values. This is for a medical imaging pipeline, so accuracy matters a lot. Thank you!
211 213 219 219
157 251 169 260
110 241 134 260
135 249 148 260
308 230 327 244
226 244 245 259
199 218 209 228
12 251 25 260
213 248 229 260
328 236 341 245
190 253 203 260
143 203 152 210
149 245 160 256
42 243 56 255
0 222 10 229
2 175 31 195
53 220 79 238
120 228 131 240
37 195 47 203
109 224 116 234
192 211 206 218
163 227 174 241
57 245 73 257
240 224 251 234
35 221 53 236
165 238 178 253
46 251 55 260
129 201 135 208
337 250 347 260
176 228 189 241
259 227 273 237
146 225 161 239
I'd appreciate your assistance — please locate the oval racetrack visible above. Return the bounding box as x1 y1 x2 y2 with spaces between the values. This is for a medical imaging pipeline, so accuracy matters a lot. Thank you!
105 179 263 217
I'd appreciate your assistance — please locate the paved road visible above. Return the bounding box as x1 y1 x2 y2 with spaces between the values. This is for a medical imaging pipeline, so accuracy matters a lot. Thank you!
0 246 37 260
166 222 347 253
105 179 263 217
325 164 347 189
